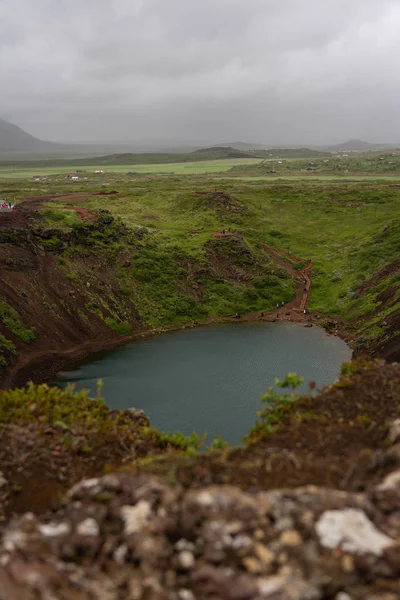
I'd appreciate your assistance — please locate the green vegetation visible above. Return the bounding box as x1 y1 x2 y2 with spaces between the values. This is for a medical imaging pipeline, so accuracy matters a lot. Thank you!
157 431 203 455
0 382 201 454
247 373 305 440
228 151 400 178
0 302 36 342
0 334 17 367
2 156 400 351
105 318 132 335
0 158 263 179
41 207 82 228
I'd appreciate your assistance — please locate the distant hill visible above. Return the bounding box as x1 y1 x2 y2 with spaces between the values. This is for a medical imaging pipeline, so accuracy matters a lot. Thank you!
213 142 267 151
189 146 263 160
75 146 263 165
261 147 331 158
321 139 396 152
0 118 48 152
0 145 264 169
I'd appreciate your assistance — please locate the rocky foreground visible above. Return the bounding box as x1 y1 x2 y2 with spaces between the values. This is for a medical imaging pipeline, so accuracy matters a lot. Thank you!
2 464 400 599
1 361 400 598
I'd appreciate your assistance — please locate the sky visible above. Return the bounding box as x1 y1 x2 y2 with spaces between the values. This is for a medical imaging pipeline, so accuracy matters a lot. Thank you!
1 0 399 146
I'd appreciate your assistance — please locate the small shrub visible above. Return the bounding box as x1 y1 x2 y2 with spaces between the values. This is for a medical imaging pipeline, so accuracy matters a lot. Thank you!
0 334 17 367
105 318 132 335
158 431 203 455
0 302 36 342
246 373 305 441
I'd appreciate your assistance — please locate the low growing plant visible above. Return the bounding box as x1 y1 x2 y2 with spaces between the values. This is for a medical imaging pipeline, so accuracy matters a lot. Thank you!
246 373 305 441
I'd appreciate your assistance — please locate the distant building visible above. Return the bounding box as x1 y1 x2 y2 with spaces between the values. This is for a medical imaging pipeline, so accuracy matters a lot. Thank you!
95 170 105 174
70 176 79 181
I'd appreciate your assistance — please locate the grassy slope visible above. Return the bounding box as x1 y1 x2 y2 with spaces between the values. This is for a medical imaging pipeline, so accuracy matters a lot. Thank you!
228 152 400 177
53 176 400 348
3 167 400 352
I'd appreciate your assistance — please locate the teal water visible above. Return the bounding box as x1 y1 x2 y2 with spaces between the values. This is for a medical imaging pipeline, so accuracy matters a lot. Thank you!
57 322 351 444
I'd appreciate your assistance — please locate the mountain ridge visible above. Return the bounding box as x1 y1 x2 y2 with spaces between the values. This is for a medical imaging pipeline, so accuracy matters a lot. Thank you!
0 117 48 152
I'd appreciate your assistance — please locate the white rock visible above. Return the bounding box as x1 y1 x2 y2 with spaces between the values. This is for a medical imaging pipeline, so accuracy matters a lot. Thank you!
257 576 285 596
377 470 400 492
3 530 27 552
114 544 128 564
389 419 400 443
178 590 195 600
178 551 195 570
67 478 100 498
195 491 214 507
175 538 195 552
39 522 70 538
121 501 151 535
335 593 353 600
231 534 252 550
78 478 100 489
77 518 100 537
316 509 396 556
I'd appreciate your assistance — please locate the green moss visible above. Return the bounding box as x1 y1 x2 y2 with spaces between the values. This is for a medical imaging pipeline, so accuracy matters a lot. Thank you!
105 318 132 335
0 334 17 367
41 207 81 229
0 302 36 342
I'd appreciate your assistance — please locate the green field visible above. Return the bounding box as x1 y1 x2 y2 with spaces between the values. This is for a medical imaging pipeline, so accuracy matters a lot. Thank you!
0 158 262 179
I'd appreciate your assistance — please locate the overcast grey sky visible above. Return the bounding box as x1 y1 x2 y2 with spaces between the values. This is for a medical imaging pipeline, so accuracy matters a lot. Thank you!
1 0 399 145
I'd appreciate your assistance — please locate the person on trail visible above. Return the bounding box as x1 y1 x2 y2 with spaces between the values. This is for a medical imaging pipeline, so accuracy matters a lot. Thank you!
304 309 307 315
281 302 284 306
260 312 264 318
276 303 279 309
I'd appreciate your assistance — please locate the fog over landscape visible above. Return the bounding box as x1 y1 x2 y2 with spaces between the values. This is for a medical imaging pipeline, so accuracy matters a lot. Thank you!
1 0 400 146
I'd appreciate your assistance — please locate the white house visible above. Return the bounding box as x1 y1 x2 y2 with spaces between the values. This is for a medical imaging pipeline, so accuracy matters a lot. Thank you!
71 176 79 181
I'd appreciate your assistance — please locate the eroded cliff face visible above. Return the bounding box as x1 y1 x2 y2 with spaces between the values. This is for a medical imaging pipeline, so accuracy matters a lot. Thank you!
0 361 399 598
0 207 144 387
0 197 295 388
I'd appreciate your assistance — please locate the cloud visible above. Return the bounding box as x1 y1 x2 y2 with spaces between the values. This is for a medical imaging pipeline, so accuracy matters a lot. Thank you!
0 0 399 144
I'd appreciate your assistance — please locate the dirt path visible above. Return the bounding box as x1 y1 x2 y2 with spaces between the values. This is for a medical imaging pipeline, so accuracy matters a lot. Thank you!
229 243 313 324
8 191 120 226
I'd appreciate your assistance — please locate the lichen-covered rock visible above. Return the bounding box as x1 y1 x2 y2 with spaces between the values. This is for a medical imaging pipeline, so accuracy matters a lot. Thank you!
0 471 400 599
316 509 396 555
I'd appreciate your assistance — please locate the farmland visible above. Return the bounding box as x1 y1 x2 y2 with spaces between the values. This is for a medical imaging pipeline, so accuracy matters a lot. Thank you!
0 157 262 179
